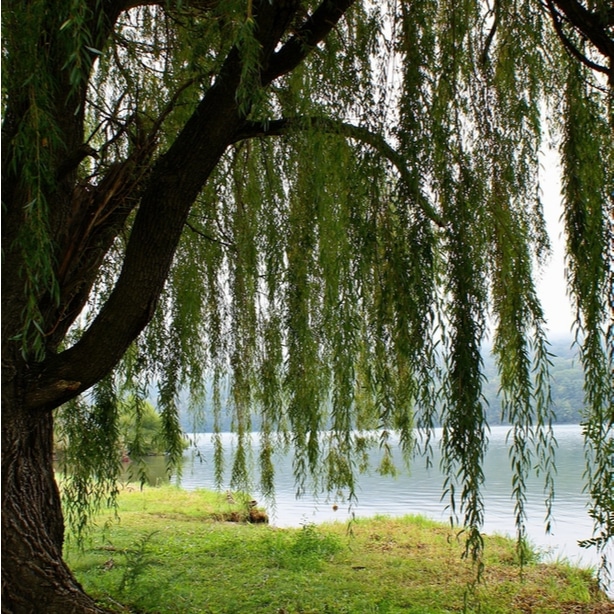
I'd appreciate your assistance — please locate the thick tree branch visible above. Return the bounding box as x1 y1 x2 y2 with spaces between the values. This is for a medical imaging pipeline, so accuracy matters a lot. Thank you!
551 0 614 59
25 1 359 412
24 47 246 412
233 117 446 227
262 0 357 84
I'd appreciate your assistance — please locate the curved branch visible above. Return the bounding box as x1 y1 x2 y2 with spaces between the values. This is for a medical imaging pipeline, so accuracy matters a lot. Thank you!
233 116 446 227
185 220 236 249
480 3 499 66
546 0 611 78
551 0 614 60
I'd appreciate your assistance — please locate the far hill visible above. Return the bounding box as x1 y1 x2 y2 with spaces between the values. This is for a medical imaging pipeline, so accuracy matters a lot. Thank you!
177 337 586 432
481 337 585 425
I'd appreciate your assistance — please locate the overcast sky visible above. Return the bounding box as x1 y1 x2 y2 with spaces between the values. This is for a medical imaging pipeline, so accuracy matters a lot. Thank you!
536 147 576 340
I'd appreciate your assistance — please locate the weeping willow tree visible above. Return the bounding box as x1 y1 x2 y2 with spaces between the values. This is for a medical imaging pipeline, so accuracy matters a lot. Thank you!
2 0 612 611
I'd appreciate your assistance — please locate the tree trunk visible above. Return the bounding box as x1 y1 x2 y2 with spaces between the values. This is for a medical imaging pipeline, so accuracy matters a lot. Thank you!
1 364 109 614
1 4 356 609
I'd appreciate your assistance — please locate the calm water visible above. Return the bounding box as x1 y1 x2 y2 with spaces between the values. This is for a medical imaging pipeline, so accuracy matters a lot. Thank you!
139 424 612 593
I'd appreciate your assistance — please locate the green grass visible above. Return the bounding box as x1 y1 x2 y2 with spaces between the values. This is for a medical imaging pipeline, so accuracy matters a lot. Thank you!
65 486 612 613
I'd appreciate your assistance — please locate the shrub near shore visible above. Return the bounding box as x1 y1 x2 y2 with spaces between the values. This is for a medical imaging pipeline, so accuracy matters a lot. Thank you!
65 486 612 614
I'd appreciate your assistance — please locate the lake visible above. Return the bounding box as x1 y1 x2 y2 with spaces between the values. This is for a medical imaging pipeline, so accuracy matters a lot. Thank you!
136 424 612 594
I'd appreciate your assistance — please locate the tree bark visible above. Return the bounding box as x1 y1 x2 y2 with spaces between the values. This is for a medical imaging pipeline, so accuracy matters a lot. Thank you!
1 2 356 610
1 362 109 614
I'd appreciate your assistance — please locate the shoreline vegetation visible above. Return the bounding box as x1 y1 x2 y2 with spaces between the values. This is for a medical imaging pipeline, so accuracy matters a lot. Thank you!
65 486 612 613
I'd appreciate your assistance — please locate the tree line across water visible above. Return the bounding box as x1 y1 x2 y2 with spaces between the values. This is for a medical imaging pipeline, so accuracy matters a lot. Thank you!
482 337 585 425
54 337 585 461
175 337 587 434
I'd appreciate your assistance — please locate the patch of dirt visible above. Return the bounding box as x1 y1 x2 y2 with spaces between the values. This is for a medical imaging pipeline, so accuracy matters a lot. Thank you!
513 596 614 613
222 509 269 524
145 509 268 523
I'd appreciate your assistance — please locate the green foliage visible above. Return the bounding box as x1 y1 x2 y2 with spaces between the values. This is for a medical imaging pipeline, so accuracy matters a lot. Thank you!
117 531 160 594
55 377 122 543
2 0 94 360
4 0 612 584
117 396 166 457
559 57 614 577
55 386 183 539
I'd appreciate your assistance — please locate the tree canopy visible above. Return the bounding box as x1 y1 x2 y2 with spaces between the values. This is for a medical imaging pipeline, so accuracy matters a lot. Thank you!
1 1 613 611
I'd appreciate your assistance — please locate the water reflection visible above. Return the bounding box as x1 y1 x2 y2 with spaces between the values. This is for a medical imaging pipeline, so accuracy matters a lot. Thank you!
119 455 174 487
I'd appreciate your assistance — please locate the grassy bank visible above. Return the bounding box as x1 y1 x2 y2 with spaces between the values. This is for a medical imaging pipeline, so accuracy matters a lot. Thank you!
65 486 611 613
